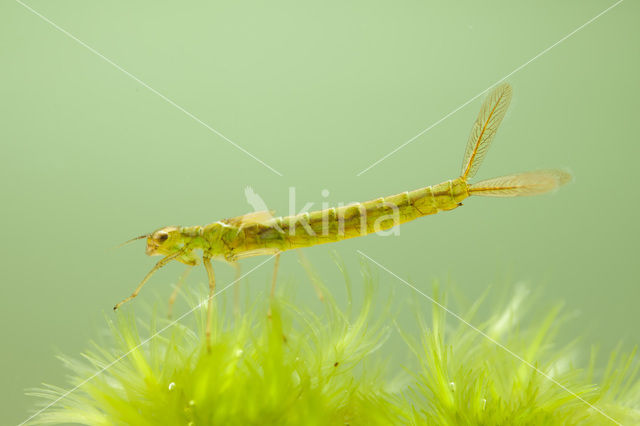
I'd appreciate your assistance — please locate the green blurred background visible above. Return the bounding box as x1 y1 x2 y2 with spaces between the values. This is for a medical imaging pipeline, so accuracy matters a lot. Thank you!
1 0 638 424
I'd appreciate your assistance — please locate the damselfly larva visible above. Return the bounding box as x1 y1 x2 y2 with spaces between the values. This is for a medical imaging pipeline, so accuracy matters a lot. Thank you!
115 83 571 348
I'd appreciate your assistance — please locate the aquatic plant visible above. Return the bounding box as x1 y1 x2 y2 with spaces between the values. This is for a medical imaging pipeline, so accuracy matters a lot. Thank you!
403 284 640 425
27 271 640 425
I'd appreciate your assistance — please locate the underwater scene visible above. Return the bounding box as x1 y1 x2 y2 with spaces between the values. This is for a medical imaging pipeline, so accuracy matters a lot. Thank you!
1 1 639 425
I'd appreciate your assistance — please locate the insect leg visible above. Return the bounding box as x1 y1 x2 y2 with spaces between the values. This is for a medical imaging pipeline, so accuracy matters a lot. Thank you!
267 253 281 319
231 262 241 318
167 265 194 318
270 252 281 299
296 249 324 301
114 252 180 311
202 255 216 351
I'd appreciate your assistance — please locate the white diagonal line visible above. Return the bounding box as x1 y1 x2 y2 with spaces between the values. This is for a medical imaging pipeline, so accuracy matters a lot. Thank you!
356 0 624 176
357 250 621 426
15 0 283 177
18 254 278 426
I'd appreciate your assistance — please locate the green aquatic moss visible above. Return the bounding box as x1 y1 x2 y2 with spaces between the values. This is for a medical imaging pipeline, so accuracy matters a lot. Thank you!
27 271 640 425
403 284 640 425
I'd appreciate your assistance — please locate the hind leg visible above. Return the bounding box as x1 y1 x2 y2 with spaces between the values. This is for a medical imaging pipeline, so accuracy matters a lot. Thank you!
270 252 281 299
202 255 216 351
231 262 241 317
267 252 281 318
296 249 324 301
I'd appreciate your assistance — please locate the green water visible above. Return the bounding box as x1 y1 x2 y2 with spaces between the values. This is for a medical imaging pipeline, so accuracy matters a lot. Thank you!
1 0 638 424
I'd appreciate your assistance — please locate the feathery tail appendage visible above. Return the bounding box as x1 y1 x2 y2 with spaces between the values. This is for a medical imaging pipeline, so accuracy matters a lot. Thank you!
469 170 572 197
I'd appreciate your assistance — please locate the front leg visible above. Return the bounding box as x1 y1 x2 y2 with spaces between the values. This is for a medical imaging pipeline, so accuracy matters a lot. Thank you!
202 255 216 351
114 251 181 311
167 265 194 318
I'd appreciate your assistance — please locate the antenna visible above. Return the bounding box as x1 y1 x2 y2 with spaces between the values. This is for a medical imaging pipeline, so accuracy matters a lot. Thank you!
113 234 148 249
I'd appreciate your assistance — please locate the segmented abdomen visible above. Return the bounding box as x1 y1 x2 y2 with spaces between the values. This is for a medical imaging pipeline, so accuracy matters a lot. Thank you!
240 178 469 252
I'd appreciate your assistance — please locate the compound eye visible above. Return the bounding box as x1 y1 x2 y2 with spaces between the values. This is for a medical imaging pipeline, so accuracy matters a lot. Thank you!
155 231 169 243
